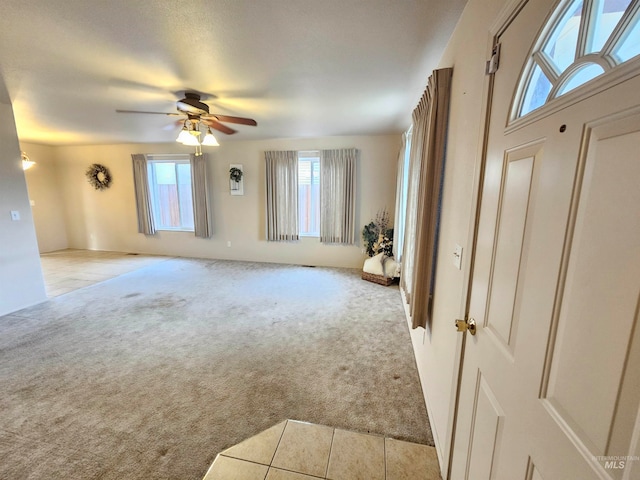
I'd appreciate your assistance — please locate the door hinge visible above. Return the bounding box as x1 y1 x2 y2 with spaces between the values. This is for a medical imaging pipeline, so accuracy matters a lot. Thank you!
486 43 501 75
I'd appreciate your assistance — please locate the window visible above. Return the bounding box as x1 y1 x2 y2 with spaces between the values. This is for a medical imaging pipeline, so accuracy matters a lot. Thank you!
298 151 320 236
514 0 640 119
395 127 412 261
265 148 356 244
147 155 194 231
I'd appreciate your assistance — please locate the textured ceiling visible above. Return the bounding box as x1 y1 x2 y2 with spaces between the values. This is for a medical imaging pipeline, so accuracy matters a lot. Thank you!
0 0 468 145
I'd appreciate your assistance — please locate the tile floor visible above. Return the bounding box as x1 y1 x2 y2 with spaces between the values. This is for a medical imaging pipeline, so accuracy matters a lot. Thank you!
40 249 168 297
203 420 441 480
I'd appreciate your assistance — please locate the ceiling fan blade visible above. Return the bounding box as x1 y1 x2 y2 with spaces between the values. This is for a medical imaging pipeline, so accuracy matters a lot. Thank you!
201 118 237 135
204 114 257 126
116 109 181 116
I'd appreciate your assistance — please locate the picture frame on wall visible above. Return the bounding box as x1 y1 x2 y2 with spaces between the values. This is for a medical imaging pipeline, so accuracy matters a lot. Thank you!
229 164 244 196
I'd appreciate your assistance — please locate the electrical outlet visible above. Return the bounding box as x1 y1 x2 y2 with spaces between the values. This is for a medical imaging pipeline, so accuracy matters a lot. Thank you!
227 241 231 247
10 210 20 221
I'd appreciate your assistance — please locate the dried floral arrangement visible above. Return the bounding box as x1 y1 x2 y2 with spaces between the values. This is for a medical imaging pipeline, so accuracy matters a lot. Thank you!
362 208 394 257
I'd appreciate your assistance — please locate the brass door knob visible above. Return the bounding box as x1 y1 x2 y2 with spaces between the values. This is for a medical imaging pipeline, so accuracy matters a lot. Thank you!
455 317 477 335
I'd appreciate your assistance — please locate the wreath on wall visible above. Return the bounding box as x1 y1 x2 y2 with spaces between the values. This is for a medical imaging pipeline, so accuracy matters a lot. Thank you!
85 163 112 190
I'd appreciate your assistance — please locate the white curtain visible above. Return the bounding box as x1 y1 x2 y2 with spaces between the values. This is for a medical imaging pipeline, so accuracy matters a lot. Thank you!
265 150 299 242
190 153 212 238
400 67 453 329
131 153 155 235
319 148 357 245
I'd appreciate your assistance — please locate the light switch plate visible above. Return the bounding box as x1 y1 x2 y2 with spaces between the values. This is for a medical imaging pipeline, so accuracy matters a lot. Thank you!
10 210 20 221
453 244 463 270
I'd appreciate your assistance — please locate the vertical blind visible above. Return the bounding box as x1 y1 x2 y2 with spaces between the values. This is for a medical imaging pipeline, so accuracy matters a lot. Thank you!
298 153 320 236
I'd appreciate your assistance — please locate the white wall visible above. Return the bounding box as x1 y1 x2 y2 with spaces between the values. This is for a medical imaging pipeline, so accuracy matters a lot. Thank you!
407 0 510 474
20 142 68 253
51 134 400 268
0 102 46 316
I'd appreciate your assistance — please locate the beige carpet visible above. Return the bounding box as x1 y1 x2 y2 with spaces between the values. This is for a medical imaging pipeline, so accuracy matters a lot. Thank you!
0 258 432 480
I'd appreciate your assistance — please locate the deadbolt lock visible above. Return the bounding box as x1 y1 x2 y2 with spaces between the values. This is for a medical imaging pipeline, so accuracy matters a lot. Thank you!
455 317 477 335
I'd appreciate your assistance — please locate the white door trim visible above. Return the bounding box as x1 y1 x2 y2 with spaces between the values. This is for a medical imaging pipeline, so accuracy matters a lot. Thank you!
444 0 533 477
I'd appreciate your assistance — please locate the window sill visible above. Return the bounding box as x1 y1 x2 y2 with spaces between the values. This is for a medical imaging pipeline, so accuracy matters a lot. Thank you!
155 228 195 233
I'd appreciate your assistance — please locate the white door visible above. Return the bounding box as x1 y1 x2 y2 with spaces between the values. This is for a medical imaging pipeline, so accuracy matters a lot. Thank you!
451 0 640 478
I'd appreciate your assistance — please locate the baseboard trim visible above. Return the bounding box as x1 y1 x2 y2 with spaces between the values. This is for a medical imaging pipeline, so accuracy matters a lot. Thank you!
398 287 446 476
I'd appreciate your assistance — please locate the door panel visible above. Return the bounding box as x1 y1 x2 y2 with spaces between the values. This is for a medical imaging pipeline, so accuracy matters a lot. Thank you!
527 461 545 480
486 146 539 354
542 117 640 477
467 373 505 478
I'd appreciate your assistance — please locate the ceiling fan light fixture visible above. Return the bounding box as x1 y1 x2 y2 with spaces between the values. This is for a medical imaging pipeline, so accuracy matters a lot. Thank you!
202 128 219 146
181 133 200 146
176 126 192 144
21 151 36 170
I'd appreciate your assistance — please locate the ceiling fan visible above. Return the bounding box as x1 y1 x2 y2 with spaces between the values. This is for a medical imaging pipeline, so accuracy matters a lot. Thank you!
116 91 257 135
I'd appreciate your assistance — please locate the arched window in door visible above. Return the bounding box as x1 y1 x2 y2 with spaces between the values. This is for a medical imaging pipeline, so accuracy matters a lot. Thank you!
514 0 640 119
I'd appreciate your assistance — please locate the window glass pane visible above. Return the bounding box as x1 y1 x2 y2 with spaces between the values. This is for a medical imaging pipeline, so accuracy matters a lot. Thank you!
588 0 631 53
543 0 584 71
613 7 640 61
298 156 320 236
395 130 412 261
520 64 553 116
557 62 605 94
154 163 178 228
514 0 640 120
148 160 194 231
154 162 176 185
176 163 194 230
299 159 311 186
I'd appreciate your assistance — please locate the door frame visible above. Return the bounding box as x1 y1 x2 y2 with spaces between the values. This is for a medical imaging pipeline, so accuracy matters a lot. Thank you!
443 0 535 477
